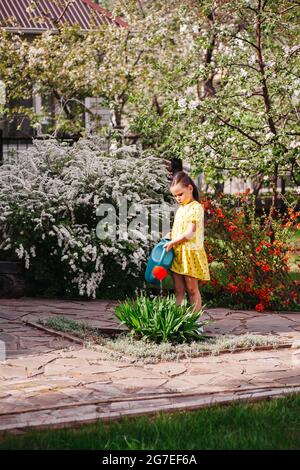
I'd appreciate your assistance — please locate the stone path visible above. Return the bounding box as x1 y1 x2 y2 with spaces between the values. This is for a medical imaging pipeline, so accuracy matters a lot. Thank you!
0 298 300 432
0 298 122 358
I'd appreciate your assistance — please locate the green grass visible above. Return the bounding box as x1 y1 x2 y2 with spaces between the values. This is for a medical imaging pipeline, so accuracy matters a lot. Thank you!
1 394 300 449
288 228 300 243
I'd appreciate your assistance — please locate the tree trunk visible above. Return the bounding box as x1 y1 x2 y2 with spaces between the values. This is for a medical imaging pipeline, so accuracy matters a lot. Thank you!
214 181 224 196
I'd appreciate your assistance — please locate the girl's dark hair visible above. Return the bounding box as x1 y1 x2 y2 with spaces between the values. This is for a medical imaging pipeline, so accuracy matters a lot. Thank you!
171 171 200 202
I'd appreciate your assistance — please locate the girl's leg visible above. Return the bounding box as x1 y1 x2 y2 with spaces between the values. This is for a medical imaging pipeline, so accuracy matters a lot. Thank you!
184 275 202 312
171 272 186 305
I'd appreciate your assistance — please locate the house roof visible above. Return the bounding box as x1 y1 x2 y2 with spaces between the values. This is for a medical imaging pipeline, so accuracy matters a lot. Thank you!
0 0 127 32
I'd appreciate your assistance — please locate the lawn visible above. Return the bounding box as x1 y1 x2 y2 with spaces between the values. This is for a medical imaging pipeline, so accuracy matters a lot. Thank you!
1 394 300 450
287 228 300 280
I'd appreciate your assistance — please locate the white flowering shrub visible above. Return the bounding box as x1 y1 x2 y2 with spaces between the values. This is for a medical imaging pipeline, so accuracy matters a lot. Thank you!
0 137 171 298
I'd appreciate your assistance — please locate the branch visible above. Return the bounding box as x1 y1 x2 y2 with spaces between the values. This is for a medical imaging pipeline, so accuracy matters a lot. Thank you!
245 5 259 14
151 94 162 116
63 97 95 116
278 3 300 15
289 46 300 59
124 30 130 65
255 9 277 135
225 63 260 73
231 34 259 51
34 0 74 27
54 0 74 25
215 113 262 146
137 0 146 18
133 49 144 67
224 91 263 99
197 9 217 99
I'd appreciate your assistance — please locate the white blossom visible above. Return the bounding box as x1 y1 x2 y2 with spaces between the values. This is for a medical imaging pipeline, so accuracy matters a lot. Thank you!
180 24 188 34
0 136 171 298
178 98 187 109
188 100 198 110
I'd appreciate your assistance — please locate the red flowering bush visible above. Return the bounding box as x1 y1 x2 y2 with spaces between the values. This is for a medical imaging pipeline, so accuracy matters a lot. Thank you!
201 190 300 312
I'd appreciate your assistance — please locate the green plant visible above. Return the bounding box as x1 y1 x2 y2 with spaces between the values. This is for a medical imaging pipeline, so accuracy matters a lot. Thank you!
114 294 209 344
94 332 281 364
202 192 300 312
39 316 90 339
0 137 171 298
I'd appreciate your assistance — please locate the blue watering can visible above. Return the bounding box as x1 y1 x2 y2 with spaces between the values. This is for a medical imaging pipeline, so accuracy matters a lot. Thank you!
145 238 174 285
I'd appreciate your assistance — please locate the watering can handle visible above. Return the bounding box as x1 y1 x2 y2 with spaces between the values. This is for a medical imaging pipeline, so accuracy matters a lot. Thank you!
159 248 166 264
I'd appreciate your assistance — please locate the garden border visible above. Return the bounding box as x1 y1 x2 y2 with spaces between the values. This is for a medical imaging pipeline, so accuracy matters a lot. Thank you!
23 319 294 357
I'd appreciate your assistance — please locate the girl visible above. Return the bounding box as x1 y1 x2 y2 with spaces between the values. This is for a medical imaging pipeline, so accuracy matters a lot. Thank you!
164 171 210 312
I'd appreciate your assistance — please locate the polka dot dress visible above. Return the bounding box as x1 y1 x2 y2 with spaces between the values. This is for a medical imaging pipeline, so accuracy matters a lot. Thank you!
170 200 210 281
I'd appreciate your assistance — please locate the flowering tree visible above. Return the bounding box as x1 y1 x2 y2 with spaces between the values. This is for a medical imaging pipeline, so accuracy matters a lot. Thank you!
1 0 299 240
0 0 186 139
131 1 300 205
1 0 299 181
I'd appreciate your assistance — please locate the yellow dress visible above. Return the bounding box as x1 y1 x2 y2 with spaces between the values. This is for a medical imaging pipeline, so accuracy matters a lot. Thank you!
170 200 210 281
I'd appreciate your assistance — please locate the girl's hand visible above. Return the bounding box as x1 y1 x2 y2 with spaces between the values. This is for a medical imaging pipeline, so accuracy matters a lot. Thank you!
164 241 174 252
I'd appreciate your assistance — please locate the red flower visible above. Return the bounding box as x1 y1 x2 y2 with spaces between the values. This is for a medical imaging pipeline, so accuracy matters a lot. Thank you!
259 241 271 248
227 283 239 293
255 302 265 312
216 208 225 219
291 291 298 301
261 264 272 272
203 200 211 210
255 288 271 305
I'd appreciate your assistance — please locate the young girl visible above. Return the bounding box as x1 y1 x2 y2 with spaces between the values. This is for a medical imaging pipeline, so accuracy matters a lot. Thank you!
164 171 210 312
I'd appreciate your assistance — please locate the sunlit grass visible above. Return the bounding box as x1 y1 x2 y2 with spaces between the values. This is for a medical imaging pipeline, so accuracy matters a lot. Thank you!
1 394 300 450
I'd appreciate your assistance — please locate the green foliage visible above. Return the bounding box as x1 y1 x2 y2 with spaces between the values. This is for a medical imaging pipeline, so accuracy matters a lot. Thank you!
40 316 89 339
1 0 299 190
201 192 300 311
114 294 208 343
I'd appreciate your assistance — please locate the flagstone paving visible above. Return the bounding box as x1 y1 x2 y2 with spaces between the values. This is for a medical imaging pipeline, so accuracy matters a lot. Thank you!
0 297 300 432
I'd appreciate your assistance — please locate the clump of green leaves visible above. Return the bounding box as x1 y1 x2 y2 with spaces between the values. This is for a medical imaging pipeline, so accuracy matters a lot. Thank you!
114 294 209 344
39 316 90 339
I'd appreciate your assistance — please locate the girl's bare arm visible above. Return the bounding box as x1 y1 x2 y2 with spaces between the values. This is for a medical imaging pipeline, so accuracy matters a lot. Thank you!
164 223 196 252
